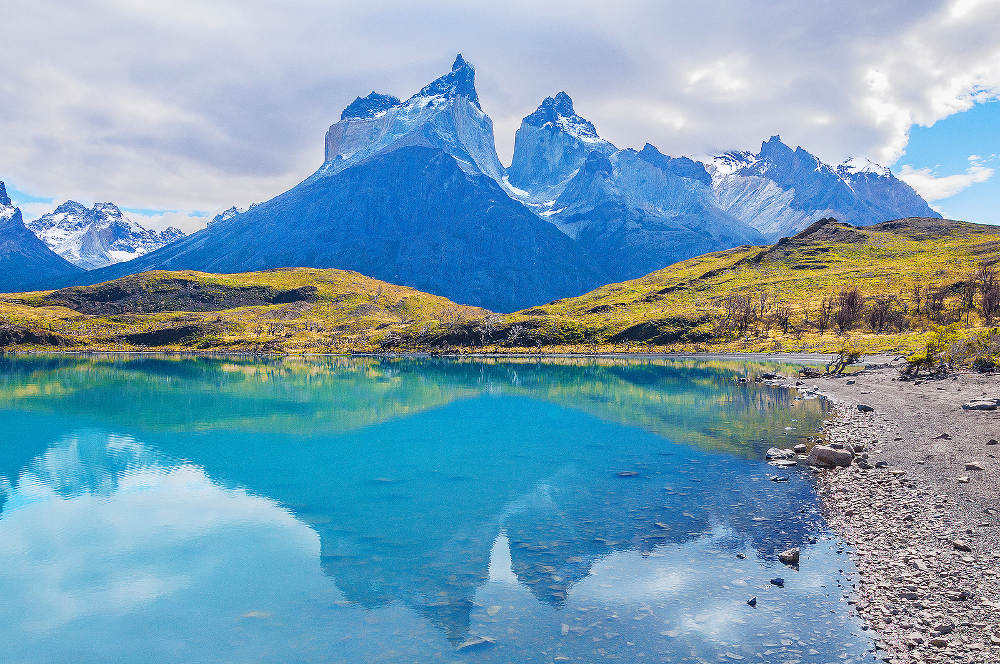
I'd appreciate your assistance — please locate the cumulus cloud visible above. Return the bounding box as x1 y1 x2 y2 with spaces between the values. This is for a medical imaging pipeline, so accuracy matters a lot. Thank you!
0 0 998 215
898 155 996 201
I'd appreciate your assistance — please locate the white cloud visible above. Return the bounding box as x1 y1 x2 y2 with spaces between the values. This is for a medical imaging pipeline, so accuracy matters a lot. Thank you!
126 210 210 234
897 155 995 201
0 0 998 213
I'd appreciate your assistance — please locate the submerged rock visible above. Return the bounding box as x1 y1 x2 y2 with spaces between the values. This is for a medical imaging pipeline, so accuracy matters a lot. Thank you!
456 636 496 652
778 547 800 565
766 447 796 460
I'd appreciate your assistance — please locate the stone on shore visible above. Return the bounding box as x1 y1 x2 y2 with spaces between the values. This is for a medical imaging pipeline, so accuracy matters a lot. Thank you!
807 444 853 467
951 539 972 552
857 403 875 413
962 399 999 411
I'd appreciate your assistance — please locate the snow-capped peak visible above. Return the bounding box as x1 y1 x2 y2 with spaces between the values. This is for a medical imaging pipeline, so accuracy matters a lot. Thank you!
322 53 504 182
837 156 892 178
412 53 481 108
0 181 17 224
523 91 605 144
27 200 185 270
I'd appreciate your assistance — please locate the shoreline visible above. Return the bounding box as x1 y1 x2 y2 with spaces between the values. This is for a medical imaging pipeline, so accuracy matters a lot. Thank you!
780 359 1000 663
1 348 842 362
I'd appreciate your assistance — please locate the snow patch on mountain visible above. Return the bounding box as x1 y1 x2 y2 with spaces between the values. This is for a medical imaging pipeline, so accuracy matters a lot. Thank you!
837 156 892 178
27 201 185 270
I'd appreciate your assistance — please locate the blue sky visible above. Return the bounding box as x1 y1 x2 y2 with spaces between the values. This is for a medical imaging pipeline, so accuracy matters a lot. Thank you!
1 0 998 232
893 100 999 224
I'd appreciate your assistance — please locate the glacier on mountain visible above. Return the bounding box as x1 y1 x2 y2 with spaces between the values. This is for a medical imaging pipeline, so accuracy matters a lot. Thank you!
27 201 184 270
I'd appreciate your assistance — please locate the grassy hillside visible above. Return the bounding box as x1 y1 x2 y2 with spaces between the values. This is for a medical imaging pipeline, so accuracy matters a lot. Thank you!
408 217 1000 358
0 268 486 352
1 217 999 360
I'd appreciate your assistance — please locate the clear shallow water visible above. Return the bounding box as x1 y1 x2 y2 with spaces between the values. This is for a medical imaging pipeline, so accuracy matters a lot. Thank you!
0 356 875 663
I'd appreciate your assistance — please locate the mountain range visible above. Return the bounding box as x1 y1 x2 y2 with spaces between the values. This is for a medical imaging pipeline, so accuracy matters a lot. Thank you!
2 55 938 309
26 201 184 270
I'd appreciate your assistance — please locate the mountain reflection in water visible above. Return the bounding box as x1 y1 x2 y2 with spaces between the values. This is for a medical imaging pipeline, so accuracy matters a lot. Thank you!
0 356 875 664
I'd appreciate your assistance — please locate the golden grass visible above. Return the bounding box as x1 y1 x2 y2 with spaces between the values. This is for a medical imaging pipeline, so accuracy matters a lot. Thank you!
2 218 998 355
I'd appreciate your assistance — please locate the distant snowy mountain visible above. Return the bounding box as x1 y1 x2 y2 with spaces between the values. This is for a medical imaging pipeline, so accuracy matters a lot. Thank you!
708 136 938 239
0 181 82 291
27 201 184 270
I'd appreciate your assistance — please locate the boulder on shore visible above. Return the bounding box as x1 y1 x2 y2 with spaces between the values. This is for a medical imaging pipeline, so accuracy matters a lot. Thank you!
807 445 853 467
962 399 999 411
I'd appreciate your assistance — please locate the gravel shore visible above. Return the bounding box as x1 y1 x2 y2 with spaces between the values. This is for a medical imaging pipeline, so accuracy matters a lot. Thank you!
780 359 1000 663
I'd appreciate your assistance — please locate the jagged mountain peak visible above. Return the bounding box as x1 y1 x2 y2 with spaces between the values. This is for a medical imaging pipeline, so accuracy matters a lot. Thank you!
758 134 795 158
93 201 124 216
414 53 480 108
0 181 10 208
53 200 87 214
636 144 712 185
210 206 243 225
523 91 603 143
341 92 402 121
322 53 503 182
508 91 615 195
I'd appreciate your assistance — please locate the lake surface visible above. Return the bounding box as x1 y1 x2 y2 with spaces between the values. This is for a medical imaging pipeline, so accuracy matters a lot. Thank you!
0 355 875 663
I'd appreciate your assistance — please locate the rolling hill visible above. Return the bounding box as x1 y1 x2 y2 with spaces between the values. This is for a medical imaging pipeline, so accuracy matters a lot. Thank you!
1 216 998 356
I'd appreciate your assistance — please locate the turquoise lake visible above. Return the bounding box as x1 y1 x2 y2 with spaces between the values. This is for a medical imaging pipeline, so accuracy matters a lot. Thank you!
0 355 876 663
